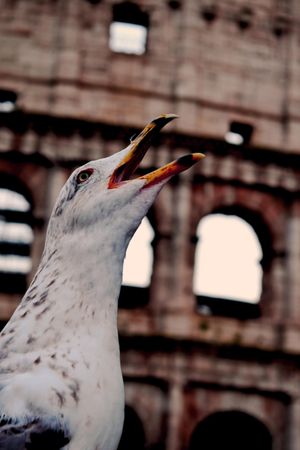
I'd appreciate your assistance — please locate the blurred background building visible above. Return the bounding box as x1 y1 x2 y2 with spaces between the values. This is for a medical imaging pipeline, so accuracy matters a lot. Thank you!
0 0 300 448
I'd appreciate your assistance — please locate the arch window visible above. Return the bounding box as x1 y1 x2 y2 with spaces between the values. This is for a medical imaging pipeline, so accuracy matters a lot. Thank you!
119 217 154 308
109 2 149 55
193 213 263 317
118 405 146 450
123 217 154 288
188 410 272 450
0 186 33 293
0 89 17 113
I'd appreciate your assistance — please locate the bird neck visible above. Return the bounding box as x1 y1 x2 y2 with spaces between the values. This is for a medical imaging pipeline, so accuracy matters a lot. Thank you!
41 226 126 317
6 226 128 351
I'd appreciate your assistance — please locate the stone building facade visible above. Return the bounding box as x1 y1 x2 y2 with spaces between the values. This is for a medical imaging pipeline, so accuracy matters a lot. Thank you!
0 0 300 449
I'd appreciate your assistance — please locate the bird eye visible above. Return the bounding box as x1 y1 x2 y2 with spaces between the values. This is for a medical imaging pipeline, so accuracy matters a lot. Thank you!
76 169 94 184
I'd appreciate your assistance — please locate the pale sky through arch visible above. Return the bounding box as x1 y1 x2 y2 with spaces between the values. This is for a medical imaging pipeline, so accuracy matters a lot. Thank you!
122 217 154 287
0 188 33 274
122 213 263 304
193 214 263 303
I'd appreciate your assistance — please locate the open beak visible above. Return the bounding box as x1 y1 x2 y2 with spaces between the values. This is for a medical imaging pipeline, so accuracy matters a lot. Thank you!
108 114 205 189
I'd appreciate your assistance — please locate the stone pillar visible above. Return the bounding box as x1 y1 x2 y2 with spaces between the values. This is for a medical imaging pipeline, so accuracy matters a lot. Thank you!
287 398 300 450
45 166 69 217
168 172 195 314
149 185 174 320
29 166 67 279
150 173 196 332
165 372 185 450
286 203 300 324
171 179 190 305
150 171 195 334
266 255 286 322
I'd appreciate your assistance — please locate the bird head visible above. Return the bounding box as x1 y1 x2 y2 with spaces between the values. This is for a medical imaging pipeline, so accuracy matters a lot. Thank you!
49 115 204 250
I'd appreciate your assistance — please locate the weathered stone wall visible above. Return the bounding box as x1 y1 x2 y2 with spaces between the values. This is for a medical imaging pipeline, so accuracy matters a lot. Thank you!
0 0 300 448
1 0 300 149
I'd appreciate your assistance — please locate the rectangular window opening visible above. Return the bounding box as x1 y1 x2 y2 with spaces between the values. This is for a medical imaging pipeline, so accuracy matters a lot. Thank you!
109 21 147 55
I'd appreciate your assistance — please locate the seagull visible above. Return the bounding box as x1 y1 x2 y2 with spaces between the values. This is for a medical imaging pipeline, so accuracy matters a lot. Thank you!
0 115 204 450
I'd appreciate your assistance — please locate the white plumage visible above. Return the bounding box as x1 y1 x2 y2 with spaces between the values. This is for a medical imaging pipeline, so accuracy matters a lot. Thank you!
0 115 203 450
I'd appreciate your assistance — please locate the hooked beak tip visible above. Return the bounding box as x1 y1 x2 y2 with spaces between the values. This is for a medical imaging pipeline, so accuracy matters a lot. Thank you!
108 115 205 189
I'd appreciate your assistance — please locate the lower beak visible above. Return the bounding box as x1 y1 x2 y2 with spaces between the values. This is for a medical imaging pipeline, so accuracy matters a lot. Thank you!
108 114 205 189
140 153 204 188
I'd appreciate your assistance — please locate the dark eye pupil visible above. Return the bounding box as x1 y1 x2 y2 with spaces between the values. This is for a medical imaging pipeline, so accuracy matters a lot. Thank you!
77 169 93 184
80 173 88 181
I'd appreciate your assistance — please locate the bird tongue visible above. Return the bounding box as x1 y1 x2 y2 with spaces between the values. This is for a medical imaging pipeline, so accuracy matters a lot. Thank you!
108 114 205 189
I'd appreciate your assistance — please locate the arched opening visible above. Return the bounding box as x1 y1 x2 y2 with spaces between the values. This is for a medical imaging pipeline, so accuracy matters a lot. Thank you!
119 217 154 308
0 89 18 113
109 2 149 55
188 410 272 450
194 211 265 318
0 177 33 294
118 405 146 450
123 217 154 287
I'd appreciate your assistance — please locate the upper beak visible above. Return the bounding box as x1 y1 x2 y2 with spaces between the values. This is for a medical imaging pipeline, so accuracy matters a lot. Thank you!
108 114 205 189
